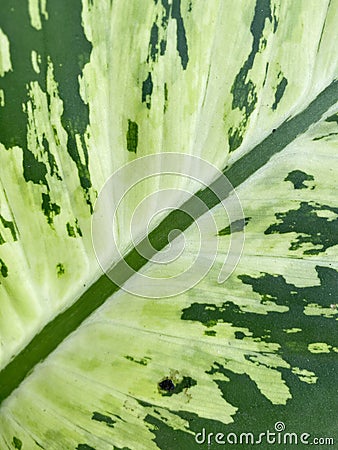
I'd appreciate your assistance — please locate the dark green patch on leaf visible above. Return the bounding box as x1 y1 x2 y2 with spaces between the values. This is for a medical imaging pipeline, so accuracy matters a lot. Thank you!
52 126 61 145
0 0 93 211
272 74 288 110
262 62 269 86
42 137 62 180
159 0 170 54
240 265 336 308
228 126 244 152
145 413 199 449
76 445 96 450
56 263 65 277
204 329 216 336
145 0 188 105
228 0 272 151
208 363 333 446
41 193 60 225
164 82 168 112
160 38 167 55
142 72 153 109
126 120 138 153
33 440 45 449
272 5 279 32
147 0 169 61
284 170 314 189
161 0 170 27
171 0 189 69
66 222 76 237
218 217 251 236
235 331 246 339
91 411 115 428
125 355 150 365
325 112 338 124
148 22 159 62
183 265 337 373
265 201 338 254
313 131 338 141
0 214 18 245
66 219 82 238
0 258 8 277
75 218 83 236
23 151 48 185
0 214 17 242
12 436 22 449
146 406 243 450
183 305 220 328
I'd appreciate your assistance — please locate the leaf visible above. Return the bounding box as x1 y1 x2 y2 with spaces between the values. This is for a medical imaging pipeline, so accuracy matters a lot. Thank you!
0 1 337 449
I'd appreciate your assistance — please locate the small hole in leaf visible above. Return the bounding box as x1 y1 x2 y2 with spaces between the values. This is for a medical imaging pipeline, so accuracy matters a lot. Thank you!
158 378 175 392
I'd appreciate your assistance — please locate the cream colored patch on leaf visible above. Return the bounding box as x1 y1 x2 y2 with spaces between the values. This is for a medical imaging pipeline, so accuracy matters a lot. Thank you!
308 342 332 354
315 209 337 221
31 50 41 74
304 303 338 318
143 406 194 435
0 28 12 76
28 0 48 31
283 328 302 334
292 367 318 384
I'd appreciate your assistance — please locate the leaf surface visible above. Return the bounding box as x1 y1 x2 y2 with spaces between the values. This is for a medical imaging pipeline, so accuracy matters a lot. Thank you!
0 1 337 449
